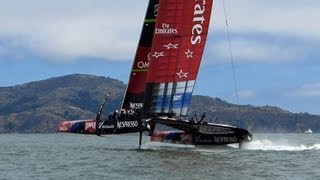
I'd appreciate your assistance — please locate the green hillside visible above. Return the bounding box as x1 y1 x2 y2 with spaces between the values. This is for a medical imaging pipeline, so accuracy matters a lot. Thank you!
0 74 319 133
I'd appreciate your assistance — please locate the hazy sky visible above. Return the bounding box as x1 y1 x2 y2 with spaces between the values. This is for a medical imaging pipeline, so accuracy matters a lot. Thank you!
1 0 320 114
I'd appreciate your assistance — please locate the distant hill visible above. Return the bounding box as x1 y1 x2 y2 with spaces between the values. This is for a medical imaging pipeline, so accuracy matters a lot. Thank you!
189 96 320 133
0 74 319 133
0 74 125 133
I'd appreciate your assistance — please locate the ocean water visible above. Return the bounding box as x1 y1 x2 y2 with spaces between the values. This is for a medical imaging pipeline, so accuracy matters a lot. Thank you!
0 133 319 180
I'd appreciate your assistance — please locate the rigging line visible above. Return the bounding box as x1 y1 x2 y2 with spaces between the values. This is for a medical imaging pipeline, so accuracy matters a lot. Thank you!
222 0 240 115
193 80 200 110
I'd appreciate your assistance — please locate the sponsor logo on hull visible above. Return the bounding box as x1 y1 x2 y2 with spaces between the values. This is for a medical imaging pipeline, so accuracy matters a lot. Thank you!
58 125 70 132
101 125 115 129
197 136 238 144
117 121 139 129
85 121 96 132
213 136 238 143
57 121 72 132
198 125 235 135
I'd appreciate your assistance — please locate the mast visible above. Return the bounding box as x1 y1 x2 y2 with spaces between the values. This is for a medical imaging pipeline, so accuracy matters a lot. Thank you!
144 0 214 117
121 0 159 110
95 93 110 136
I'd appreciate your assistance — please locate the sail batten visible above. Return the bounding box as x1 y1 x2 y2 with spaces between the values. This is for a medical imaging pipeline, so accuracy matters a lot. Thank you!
144 0 213 117
144 19 157 23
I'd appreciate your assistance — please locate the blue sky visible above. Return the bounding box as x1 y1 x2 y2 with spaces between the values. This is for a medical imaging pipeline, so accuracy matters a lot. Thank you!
0 0 320 114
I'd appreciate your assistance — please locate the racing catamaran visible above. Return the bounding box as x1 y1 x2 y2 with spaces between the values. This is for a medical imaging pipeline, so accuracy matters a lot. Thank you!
57 0 252 147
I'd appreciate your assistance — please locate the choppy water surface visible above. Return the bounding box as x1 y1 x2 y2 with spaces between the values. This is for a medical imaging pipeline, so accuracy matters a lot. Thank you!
0 133 319 179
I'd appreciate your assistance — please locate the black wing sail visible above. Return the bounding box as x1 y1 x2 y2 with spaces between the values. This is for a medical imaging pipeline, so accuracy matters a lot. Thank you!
121 0 159 110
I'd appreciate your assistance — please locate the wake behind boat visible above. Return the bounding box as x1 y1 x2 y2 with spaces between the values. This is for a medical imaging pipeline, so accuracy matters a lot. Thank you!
57 0 252 148
304 129 313 134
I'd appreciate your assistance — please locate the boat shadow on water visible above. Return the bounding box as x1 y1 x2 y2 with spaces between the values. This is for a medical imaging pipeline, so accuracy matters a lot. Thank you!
140 141 240 152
